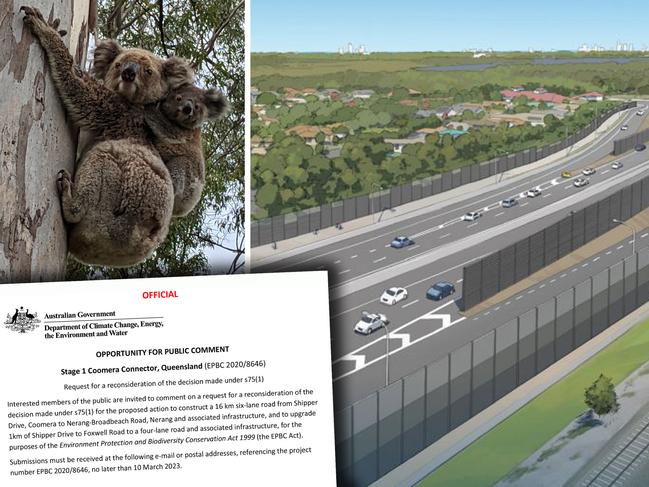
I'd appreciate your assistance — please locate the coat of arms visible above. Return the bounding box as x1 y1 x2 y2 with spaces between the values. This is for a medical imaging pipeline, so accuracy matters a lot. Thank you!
5 307 40 333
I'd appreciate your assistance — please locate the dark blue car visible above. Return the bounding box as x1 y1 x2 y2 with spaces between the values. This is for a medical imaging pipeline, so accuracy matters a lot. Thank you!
390 236 414 249
426 281 456 300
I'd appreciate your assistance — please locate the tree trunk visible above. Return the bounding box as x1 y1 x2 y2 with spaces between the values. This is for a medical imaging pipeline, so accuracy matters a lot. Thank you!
0 0 95 283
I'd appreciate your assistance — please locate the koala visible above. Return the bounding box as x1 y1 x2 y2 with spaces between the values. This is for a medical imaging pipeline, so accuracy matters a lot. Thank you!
21 6 194 267
144 84 229 217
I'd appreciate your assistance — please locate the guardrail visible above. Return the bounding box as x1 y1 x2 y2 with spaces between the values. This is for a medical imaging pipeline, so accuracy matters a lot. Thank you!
335 248 649 486
252 102 636 247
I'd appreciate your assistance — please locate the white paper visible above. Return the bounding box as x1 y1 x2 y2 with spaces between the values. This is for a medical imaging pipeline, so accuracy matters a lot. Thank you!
0 272 336 486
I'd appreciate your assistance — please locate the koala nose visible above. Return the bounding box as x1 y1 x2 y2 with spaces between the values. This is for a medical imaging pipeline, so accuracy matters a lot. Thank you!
121 63 139 82
182 103 193 116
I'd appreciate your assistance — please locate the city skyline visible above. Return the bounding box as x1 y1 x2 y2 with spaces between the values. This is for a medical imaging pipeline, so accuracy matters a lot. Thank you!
252 0 649 53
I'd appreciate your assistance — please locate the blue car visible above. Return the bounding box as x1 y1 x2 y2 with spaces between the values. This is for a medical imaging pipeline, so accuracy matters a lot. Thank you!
426 281 456 300
390 236 414 249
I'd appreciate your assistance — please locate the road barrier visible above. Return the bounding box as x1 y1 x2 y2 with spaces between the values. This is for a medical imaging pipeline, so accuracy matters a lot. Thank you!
252 103 636 247
461 175 649 311
613 126 649 155
335 249 649 486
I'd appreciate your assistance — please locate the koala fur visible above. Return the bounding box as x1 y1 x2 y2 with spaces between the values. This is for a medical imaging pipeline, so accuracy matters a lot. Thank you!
21 6 194 267
144 84 229 217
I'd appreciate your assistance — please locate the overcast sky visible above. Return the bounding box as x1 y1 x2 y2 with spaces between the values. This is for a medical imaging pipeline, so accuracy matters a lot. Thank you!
252 0 649 52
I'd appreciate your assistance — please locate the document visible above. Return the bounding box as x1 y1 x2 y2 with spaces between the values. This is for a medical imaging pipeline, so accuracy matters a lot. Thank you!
0 272 336 486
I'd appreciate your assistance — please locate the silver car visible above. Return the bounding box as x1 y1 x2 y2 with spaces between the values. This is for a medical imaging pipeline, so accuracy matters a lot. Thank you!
355 311 389 335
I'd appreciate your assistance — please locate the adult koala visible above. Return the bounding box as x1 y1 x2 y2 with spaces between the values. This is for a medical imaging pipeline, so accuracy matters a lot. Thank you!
21 6 194 267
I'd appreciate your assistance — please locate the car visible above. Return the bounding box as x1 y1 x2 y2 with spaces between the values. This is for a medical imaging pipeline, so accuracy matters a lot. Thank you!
354 311 389 335
526 188 542 198
461 211 481 222
380 287 408 305
635 144 646 152
612 161 623 170
582 167 596 176
426 282 456 301
637 111 645 116
621 124 629 131
561 171 572 178
501 197 517 208
573 177 589 188
390 236 414 249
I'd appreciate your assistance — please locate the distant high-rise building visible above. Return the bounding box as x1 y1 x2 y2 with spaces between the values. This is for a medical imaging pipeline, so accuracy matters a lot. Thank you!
348 42 353 54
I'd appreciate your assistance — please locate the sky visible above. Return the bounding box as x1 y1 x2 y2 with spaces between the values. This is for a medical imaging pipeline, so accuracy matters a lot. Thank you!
252 0 649 52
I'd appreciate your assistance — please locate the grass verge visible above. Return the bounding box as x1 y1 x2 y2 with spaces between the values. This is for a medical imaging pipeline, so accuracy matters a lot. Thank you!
417 315 649 487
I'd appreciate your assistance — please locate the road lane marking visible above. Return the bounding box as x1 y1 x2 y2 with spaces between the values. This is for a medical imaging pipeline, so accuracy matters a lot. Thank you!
406 244 421 251
564 185 573 190
468 222 479 228
373 257 387 264
369 248 377 253
617 245 625 250
540 284 546 289
439 233 451 239
602 170 610 175
505 301 512 305
520 202 529 207
550 279 557 283
350 254 358 259
543 194 552 198
334 260 341 264
339 269 350 275
642 233 649 238
594 257 601 262
401 299 419 309
516 296 523 300
572 268 578 272
561 274 567 278
457 279 463 283
607 251 613 255
582 263 589 268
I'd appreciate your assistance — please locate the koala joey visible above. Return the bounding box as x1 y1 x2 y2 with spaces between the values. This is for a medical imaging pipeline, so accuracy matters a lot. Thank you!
145 84 229 217
21 6 194 267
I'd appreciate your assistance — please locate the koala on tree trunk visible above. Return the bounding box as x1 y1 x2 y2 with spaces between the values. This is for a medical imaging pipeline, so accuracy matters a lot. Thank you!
20 6 195 267
145 84 229 217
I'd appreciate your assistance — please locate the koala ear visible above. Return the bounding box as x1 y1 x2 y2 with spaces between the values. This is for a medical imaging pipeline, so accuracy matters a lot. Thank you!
204 89 229 120
163 57 195 89
92 39 122 79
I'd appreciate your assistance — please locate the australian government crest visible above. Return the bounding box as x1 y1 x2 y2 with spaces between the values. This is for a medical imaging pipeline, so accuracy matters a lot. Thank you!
5 307 40 333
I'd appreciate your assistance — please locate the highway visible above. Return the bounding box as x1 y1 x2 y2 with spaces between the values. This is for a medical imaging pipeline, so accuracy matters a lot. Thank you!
254 106 649 410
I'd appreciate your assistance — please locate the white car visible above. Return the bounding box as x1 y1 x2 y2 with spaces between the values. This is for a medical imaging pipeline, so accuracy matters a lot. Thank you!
612 161 623 170
461 211 482 222
526 188 542 198
621 124 629 131
355 311 389 335
582 167 596 176
380 287 408 305
637 111 645 116
573 177 589 188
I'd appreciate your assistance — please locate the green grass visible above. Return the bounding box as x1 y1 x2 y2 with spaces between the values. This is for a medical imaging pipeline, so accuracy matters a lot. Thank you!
417 315 649 487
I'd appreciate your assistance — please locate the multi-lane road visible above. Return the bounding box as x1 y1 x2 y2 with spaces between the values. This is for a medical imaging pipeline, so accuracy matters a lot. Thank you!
255 105 649 410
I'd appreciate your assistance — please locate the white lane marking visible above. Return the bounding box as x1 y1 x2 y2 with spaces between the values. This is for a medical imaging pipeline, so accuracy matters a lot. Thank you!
495 212 505 217
540 284 546 289
385 244 391 248
484 311 491 316
516 296 523 300
439 233 451 239
543 194 552 198
334 260 341 264
593 257 601 262
457 279 464 283
406 244 421 252
572 268 578 272
401 299 419 309
551 178 559 186
617 245 625 250
339 269 351 275
564 185 573 190
468 222 479 228
520 202 529 207
550 279 557 283
350 254 358 259
528 289 535 294
373 257 387 264
561 273 568 278
602 170 610 175
369 248 377 253
606 251 613 255
582 263 589 268
505 301 512 305
494 306 501 311
642 233 649 238
629 240 634 245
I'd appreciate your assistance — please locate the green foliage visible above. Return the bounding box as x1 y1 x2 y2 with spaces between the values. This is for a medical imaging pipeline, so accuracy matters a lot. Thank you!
584 374 620 417
256 91 278 105
68 0 244 279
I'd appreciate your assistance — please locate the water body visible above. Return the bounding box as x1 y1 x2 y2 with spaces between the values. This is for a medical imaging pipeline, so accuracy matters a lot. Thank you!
418 57 649 72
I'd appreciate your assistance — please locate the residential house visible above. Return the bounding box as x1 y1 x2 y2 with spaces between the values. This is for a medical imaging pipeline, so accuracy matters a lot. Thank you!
384 132 427 154
500 89 567 104
579 92 604 102
351 89 375 99
287 125 334 146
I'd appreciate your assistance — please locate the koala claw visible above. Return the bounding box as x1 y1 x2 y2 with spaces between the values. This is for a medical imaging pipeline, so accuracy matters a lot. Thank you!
20 5 45 22
56 169 71 195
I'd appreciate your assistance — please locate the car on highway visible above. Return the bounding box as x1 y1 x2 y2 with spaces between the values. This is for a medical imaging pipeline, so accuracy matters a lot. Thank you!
380 287 408 305
637 110 645 116
636 144 646 152
582 167 596 176
461 211 482 222
426 281 456 301
526 188 542 198
621 124 629 131
612 161 623 170
561 171 572 178
354 311 389 335
573 177 589 188
501 197 517 208
390 236 414 248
